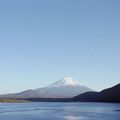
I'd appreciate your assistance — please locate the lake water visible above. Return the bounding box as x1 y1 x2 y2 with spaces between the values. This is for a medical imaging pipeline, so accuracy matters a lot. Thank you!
0 102 120 120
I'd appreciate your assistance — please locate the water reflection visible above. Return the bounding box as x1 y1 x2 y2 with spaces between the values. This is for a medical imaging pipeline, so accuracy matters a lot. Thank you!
64 115 84 120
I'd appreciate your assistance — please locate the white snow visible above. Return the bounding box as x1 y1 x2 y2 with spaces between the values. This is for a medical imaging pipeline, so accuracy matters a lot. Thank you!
47 77 81 88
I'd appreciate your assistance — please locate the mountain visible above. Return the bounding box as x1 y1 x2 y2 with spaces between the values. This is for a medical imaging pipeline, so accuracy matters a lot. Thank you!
0 77 92 98
36 77 92 98
73 83 120 103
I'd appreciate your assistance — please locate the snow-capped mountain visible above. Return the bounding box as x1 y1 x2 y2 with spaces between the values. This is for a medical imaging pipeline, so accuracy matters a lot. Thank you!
36 77 92 98
0 77 93 98
46 77 81 87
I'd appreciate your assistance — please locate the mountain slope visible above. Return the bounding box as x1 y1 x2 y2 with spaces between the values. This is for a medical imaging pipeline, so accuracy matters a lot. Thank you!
73 83 120 103
0 90 43 98
0 77 92 98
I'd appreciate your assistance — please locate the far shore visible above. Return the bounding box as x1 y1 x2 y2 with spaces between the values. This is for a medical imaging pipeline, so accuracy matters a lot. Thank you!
0 99 29 103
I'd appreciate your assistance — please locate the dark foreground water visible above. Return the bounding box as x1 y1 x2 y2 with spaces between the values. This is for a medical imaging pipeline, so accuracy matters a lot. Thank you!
0 102 120 120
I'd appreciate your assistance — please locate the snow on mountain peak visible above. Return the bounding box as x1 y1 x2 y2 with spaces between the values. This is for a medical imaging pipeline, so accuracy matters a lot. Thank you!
47 77 81 88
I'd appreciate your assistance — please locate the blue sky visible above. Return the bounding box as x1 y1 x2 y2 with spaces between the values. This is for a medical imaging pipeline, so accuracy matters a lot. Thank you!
0 0 120 94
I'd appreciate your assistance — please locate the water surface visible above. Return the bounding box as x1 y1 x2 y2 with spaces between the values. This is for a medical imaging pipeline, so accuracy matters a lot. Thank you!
0 102 120 120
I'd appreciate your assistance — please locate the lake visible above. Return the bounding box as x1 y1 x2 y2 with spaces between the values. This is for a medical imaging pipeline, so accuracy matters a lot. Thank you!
0 102 120 120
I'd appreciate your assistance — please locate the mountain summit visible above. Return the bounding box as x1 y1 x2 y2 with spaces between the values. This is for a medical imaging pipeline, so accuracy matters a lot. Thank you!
46 77 81 87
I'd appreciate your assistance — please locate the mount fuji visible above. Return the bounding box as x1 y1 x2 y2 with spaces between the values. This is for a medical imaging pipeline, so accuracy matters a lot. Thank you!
0 77 93 98
36 77 92 98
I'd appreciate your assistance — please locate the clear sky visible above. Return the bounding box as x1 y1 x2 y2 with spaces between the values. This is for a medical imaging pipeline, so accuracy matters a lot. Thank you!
0 0 120 94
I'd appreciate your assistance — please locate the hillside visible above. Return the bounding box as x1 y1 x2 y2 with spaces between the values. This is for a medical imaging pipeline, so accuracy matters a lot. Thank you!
73 83 120 103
